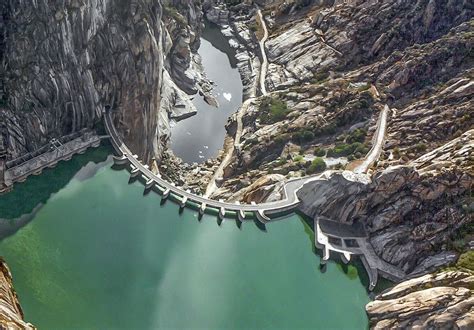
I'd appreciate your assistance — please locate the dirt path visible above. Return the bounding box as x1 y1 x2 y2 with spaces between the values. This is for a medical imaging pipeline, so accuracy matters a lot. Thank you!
257 9 269 96
354 104 389 174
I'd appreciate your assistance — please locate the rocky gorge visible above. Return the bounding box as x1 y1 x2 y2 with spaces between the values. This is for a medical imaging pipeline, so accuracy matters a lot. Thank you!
0 0 473 328
0 0 215 166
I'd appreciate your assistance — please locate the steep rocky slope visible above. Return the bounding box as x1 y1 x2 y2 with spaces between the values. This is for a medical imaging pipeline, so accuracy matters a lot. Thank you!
208 0 473 200
0 0 207 165
196 0 473 295
298 130 473 275
0 259 35 329
367 270 474 329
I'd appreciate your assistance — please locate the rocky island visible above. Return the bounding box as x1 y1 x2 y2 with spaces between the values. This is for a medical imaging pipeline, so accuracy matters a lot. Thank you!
0 0 472 328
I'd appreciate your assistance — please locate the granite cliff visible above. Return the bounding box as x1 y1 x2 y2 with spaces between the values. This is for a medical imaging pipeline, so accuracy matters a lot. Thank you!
367 269 474 329
0 259 35 329
0 0 208 165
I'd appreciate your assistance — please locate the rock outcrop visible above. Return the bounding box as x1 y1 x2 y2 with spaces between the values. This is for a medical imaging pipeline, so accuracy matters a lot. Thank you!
0 258 35 329
366 270 474 329
203 0 261 99
297 130 473 275
209 0 472 200
0 0 206 166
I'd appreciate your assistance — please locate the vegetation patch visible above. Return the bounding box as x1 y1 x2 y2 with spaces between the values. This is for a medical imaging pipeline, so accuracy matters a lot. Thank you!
456 251 474 272
163 5 187 26
307 157 326 174
293 155 304 163
313 147 326 157
292 129 315 144
325 128 369 159
327 142 369 159
258 97 290 124
346 128 367 144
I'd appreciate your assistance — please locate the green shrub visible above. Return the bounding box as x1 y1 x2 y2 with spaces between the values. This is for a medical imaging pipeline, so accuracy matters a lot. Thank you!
456 251 474 271
294 155 304 162
327 142 370 158
321 124 336 135
346 128 367 144
274 134 289 145
259 97 290 124
327 143 359 157
274 157 287 166
163 5 187 26
313 147 326 157
307 157 326 174
415 143 427 152
292 129 315 144
357 83 371 92
393 147 401 158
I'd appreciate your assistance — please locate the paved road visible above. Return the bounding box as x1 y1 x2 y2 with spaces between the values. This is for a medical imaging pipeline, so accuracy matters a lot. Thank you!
354 104 389 174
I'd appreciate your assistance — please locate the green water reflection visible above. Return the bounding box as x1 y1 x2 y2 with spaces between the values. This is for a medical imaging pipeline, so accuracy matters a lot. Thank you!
0 147 370 329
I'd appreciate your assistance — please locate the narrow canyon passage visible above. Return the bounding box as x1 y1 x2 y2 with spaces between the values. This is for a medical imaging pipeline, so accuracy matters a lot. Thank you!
170 22 243 164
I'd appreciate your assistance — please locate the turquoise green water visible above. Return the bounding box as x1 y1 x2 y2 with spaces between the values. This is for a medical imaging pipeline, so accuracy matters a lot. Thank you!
0 147 370 329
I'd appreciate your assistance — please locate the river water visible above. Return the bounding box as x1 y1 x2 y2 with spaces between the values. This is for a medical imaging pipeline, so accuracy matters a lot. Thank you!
0 146 370 329
170 22 243 164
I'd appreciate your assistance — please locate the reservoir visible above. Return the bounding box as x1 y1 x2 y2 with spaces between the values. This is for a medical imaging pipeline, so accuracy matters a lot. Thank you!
0 146 370 329
170 22 243 164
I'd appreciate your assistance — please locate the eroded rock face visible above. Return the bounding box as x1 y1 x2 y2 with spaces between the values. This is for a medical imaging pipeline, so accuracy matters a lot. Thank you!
366 271 474 329
0 259 35 329
206 0 472 201
297 130 473 275
0 0 204 164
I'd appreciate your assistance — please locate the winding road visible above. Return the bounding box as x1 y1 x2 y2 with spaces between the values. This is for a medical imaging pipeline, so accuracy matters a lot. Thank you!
257 9 269 96
354 104 389 174
102 12 395 288
102 8 327 220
